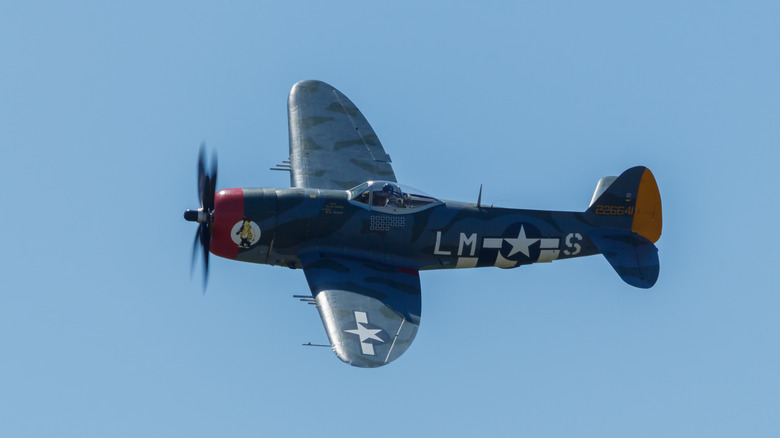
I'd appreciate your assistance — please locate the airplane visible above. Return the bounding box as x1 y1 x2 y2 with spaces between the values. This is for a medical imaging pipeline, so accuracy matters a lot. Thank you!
184 80 662 368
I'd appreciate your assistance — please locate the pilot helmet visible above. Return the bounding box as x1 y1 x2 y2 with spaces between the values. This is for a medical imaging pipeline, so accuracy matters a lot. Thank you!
382 183 394 194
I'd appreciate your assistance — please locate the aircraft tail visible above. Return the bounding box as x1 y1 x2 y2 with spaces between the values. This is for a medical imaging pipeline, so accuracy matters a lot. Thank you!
585 166 662 288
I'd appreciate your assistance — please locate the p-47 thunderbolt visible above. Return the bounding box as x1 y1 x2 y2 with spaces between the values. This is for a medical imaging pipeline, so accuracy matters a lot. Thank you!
184 80 662 368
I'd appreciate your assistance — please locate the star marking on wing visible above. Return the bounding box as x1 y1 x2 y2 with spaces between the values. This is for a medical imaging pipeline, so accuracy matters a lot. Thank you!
344 311 384 355
345 323 383 343
504 225 539 258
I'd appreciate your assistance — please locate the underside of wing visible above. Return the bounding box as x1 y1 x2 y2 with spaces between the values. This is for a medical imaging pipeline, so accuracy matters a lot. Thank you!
287 80 396 190
301 252 420 368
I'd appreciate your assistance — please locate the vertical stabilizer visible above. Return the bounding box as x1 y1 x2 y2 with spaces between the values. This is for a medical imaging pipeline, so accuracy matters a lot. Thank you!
586 166 662 243
586 166 662 288
589 176 617 208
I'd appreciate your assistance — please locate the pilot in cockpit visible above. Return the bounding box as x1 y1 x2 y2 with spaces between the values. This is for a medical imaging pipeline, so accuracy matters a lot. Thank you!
374 182 404 207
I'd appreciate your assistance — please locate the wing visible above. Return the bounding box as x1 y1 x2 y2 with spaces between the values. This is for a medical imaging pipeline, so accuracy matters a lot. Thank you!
301 252 421 368
287 80 396 190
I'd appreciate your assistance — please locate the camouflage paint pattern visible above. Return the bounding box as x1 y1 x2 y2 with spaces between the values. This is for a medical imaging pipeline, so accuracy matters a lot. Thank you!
203 80 662 368
288 80 395 190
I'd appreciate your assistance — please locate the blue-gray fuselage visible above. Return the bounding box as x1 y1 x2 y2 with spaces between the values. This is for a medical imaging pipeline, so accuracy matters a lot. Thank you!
223 187 600 271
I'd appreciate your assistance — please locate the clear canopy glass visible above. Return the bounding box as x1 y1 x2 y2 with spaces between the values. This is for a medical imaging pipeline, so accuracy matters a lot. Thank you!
348 181 440 212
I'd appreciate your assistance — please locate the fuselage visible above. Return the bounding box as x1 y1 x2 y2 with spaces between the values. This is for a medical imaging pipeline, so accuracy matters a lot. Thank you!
209 187 601 271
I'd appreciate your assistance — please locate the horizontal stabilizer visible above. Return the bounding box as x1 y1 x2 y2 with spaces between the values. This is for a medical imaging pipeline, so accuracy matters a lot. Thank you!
590 230 659 289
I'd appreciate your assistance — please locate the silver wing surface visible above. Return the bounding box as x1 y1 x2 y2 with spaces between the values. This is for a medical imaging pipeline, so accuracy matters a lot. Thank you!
287 80 396 190
301 252 421 368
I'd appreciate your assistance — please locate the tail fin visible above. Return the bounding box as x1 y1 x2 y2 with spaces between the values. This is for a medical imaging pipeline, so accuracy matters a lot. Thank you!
586 166 662 288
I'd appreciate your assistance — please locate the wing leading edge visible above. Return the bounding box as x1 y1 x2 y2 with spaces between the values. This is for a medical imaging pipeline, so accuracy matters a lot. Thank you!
287 80 396 190
301 252 420 368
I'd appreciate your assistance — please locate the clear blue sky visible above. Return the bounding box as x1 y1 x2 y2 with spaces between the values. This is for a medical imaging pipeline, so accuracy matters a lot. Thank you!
2 1 779 436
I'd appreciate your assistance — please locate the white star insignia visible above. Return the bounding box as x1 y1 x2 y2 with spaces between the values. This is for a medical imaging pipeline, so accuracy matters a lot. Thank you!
345 323 383 343
344 311 384 355
504 225 539 258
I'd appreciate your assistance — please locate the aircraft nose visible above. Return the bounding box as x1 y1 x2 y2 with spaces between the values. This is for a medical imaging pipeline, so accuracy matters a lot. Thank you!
209 188 245 260
183 209 199 222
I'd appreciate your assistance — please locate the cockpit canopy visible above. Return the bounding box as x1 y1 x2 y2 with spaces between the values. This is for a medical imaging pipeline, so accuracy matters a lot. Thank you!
348 181 440 213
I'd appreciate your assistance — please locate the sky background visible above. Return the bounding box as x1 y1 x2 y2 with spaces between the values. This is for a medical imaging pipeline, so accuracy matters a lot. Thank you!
2 1 779 436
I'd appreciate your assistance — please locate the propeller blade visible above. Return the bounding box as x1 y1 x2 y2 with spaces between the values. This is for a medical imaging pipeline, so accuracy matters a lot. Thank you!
211 151 218 188
203 176 214 212
208 151 218 208
202 154 217 211
187 144 217 290
190 226 201 277
201 222 210 287
197 143 207 204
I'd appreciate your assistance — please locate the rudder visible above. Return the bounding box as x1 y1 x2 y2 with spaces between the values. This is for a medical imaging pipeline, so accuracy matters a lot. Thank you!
586 166 662 243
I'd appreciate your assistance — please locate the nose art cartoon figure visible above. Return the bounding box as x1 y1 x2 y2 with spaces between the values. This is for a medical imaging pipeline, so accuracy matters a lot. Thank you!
236 217 254 248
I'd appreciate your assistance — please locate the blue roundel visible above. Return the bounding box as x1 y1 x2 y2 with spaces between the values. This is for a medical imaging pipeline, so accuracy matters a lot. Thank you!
498 222 543 263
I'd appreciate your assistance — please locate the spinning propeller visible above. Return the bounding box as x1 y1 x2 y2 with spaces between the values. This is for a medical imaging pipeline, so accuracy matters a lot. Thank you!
184 144 218 287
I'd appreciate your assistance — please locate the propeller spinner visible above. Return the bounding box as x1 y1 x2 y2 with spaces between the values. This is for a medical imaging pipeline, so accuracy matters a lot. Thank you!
184 144 218 287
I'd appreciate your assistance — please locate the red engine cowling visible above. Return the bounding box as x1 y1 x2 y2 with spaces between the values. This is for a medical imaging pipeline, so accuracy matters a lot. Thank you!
210 188 245 260
209 188 278 264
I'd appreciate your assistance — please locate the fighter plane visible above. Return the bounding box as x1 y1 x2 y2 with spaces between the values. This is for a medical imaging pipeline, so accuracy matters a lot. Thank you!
184 80 662 368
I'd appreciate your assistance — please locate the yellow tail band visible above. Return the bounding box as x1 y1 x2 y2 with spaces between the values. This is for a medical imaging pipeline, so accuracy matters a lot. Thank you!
631 168 662 243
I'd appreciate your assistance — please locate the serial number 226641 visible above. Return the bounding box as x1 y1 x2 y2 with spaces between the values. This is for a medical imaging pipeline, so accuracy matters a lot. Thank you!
593 205 634 216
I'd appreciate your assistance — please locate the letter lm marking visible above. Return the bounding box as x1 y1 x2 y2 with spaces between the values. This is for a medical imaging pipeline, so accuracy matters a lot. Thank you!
434 231 452 255
458 233 478 256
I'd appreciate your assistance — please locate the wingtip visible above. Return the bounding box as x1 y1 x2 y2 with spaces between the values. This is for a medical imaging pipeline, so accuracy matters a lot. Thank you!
290 79 334 95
